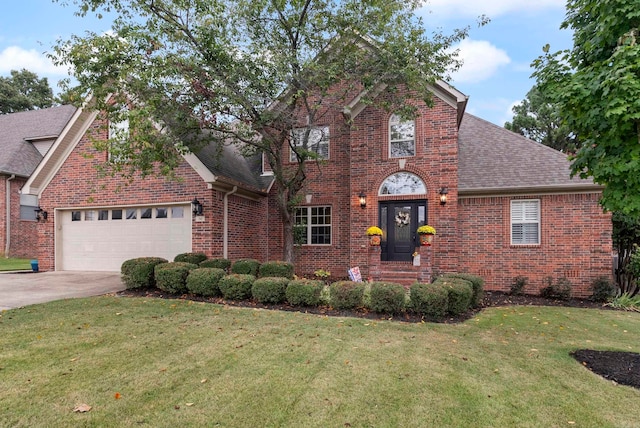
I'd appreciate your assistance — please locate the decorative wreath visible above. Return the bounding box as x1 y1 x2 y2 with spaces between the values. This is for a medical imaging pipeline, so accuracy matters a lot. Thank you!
394 211 410 227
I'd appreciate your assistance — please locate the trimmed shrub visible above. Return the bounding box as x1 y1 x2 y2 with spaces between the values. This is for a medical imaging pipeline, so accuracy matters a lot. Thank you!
252 277 289 304
590 276 616 302
443 273 485 307
510 275 528 296
120 257 167 289
435 277 473 315
186 268 226 296
368 282 406 315
409 283 448 318
174 252 207 265
540 276 572 300
231 259 261 276
155 262 198 294
219 274 256 300
286 279 324 306
330 281 365 310
200 258 231 272
259 261 294 279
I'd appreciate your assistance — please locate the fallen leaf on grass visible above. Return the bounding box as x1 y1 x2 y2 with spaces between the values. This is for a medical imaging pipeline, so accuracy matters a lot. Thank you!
114 392 121 400
201 379 207 383
186 403 194 407
73 404 92 413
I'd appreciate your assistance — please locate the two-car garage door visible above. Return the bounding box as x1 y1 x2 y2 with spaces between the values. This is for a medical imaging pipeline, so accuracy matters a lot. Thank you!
57 205 192 271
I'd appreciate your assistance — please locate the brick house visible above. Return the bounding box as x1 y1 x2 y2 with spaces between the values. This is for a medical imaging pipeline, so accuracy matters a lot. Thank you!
17 82 612 297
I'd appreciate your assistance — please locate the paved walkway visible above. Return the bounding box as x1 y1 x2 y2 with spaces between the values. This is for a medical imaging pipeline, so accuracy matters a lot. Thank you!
0 271 124 311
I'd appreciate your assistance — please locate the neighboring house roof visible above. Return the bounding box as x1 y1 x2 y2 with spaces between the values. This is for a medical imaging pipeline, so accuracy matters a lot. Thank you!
0 105 77 177
458 113 600 195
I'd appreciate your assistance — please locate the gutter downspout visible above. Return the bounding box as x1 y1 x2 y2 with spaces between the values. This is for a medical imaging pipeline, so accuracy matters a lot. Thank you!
223 186 238 259
5 174 15 258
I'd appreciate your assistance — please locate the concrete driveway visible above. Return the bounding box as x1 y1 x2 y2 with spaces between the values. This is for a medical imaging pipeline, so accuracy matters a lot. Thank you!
0 271 125 311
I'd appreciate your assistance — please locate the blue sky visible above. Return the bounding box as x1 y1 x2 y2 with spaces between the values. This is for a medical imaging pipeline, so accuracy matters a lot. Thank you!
0 0 572 126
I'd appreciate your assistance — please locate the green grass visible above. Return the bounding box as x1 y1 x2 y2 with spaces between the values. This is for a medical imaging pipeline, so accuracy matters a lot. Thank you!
1 297 639 427
0 257 33 271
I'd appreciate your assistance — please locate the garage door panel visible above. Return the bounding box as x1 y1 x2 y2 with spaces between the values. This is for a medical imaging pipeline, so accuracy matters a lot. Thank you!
58 205 192 271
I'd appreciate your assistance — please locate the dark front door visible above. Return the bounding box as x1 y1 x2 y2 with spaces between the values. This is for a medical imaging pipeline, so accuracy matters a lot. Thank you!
380 200 427 262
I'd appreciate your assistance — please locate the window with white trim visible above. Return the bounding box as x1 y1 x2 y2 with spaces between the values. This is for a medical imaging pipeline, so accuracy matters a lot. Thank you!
389 114 415 158
108 108 130 163
290 126 329 162
511 200 540 245
294 206 331 245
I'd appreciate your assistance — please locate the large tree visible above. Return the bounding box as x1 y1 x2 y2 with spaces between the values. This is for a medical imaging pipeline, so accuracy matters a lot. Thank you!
532 0 640 217
0 69 55 114
52 0 479 262
504 84 577 153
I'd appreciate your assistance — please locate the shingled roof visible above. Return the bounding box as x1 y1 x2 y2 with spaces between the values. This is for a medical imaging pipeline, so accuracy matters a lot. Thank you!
0 105 77 177
458 113 600 195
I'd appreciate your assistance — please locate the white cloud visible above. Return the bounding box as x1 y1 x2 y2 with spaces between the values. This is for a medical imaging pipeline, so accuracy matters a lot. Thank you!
449 39 510 84
0 46 67 76
423 0 565 19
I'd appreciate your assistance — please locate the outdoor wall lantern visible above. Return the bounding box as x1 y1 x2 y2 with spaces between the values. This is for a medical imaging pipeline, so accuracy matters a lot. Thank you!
439 187 449 205
34 207 48 222
191 198 203 216
358 191 367 209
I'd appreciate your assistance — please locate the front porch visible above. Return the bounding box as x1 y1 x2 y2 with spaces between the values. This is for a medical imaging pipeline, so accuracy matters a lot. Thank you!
368 245 432 286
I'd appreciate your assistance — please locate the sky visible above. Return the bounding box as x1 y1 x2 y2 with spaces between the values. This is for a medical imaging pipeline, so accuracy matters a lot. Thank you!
0 0 573 127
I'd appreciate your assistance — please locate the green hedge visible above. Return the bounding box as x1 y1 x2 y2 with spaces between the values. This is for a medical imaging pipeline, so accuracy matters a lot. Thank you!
120 257 167 289
442 273 484 307
435 277 473 315
368 281 406 315
155 262 199 294
259 261 294 279
219 274 256 300
540 277 572 300
231 259 261 276
186 268 226 296
330 281 365 310
286 279 324 306
174 252 208 265
200 258 231 272
252 277 289 304
409 283 448 318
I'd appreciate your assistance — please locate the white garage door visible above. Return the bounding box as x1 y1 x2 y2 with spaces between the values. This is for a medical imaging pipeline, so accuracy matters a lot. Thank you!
58 205 192 271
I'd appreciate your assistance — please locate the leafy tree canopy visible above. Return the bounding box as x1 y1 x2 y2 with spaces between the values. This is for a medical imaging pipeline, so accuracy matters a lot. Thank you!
504 84 577 153
52 0 481 261
0 69 55 114
533 0 640 217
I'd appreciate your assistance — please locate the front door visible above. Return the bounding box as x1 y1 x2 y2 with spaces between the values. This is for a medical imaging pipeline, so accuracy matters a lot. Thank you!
379 200 427 262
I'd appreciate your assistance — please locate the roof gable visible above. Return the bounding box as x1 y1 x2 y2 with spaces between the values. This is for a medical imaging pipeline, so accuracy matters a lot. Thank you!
0 105 77 177
458 114 600 195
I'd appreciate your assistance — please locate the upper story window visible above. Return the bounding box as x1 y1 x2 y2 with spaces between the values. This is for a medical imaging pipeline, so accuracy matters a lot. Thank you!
290 126 329 162
389 114 415 158
511 200 540 245
108 107 130 162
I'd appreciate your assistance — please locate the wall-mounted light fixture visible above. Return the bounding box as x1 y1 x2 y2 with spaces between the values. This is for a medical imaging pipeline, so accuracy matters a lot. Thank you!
439 187 449 205
191 198 203 216
358 191 367 209
34 206 48 222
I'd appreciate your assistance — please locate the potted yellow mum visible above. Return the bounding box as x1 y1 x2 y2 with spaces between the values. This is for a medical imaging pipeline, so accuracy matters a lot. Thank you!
366 226 383 246
417 225 436 246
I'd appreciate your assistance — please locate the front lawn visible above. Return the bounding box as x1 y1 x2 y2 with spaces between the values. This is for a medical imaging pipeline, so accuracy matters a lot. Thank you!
0 257 33 271
1 296 639 427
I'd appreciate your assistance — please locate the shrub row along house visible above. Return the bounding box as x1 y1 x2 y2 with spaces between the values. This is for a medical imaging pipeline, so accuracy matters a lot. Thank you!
3 79 611 296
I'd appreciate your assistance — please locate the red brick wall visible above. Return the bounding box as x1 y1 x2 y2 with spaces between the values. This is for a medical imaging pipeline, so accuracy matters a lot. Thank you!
458 193 612 297
0 176 38 258
36 114 267 270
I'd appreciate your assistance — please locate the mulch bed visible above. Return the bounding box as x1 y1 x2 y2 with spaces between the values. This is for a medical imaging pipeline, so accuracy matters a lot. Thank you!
117 288 639 389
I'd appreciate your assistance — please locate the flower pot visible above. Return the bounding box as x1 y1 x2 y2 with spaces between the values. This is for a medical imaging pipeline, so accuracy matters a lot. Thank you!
419 234 434 246
369 235 381 246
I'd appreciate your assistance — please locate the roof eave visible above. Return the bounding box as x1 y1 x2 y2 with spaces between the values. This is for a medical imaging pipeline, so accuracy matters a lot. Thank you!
458 183 604 198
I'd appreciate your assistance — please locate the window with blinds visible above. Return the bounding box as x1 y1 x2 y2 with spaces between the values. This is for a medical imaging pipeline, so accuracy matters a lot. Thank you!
511 200 540 245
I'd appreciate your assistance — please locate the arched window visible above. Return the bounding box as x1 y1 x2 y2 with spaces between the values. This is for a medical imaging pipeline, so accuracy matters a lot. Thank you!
379 172 426 195
389 114 415 158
